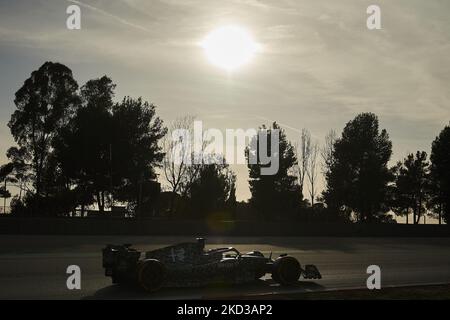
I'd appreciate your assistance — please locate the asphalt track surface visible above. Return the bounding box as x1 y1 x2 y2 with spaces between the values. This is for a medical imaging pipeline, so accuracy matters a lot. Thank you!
0 236 449 300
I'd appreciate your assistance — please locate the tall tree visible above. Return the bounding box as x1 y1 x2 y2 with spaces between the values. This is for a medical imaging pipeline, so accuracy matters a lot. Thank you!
188 160 236 219
162 116 196 214
323 113 393 222
53 76 116 213
307 141 320 207
391 151 430 224
8 62 80 197
295 129 311 200
226 173 237 218
80 76 116 110
321 129 337 176
319 130 338 212
390 162 410 224
430 124 450 224
247 123 301 220
111 97 167 215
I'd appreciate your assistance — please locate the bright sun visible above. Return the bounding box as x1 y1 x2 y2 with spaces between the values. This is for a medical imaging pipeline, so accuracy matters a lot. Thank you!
201 26 260 71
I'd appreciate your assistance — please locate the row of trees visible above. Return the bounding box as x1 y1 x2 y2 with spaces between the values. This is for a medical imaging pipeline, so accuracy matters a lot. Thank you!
245 113 450 224
391 133 450 225
1 62 167 216
323 114 449 224
0 62 237 219
0 62 449 223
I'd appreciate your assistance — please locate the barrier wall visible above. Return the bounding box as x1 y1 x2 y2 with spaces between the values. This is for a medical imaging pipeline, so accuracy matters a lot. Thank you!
0 216 449 237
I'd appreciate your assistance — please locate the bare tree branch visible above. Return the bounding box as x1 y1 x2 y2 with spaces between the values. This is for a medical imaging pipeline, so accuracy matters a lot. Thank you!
162 115 195 213
321 129 337 176
295 129 311 198
307 141 320 207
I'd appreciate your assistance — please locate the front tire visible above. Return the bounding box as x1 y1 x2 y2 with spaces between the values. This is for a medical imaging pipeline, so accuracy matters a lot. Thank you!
137 259 166 292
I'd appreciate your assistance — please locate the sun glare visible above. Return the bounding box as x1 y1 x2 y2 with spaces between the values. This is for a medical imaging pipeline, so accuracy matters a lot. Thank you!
201 26 260 71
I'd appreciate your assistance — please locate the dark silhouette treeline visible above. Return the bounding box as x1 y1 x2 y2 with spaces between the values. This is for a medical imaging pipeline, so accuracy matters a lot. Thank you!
0 62 449 225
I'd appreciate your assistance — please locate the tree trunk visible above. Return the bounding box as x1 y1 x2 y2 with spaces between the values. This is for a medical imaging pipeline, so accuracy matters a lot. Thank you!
36 150 45 197
418 194 423 224
413 203 418 224
97 192 104 212
169 190 177 218
3 180 6 214
35 163 40 196
138 176 143 218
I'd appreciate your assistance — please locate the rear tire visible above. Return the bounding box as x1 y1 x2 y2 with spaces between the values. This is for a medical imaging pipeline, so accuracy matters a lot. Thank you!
137 259 166 292
272 256 301 285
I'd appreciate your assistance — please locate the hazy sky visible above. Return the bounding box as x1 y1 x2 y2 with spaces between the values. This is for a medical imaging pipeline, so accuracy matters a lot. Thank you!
0 0 449 202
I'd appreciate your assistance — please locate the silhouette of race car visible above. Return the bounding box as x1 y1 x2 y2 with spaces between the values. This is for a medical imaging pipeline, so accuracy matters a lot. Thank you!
102 238 321 292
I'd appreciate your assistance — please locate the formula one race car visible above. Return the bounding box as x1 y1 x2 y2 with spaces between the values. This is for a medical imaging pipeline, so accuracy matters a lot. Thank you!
102 238 321 292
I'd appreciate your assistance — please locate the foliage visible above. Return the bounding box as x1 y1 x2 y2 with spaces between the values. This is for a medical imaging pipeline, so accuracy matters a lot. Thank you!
391 151 430 224
247 122 301 220
430 124 450 223
6 64 166 216
187 159 236 219
323 113 393 222
8 62 80 196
